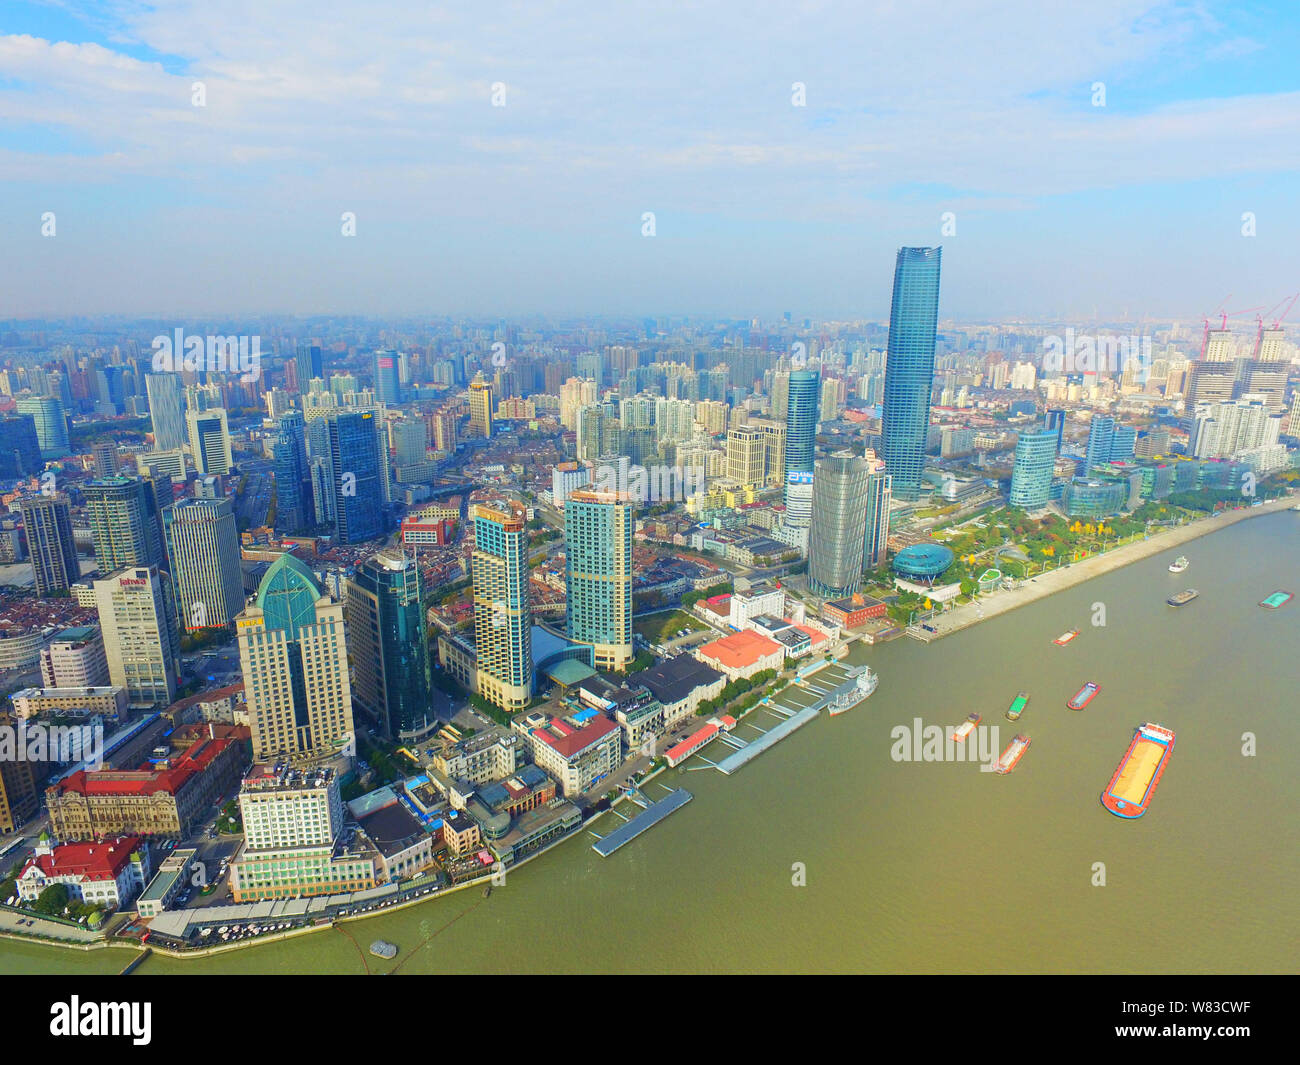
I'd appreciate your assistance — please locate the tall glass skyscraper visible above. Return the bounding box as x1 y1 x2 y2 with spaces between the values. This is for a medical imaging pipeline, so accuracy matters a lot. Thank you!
16 394 70 458
145 373 186 451
273 411 313 534
1010 428 1059 510
345 548 432 740
296 343 323 394
783 369 819 475
374 350 401 405
162 497 245 631
1085 415 1113 472
809 455 871 599
472 501 533 711
1045 409 1067 455
565 490 633 671
861 458 892 572
881 246 942 500
327 410 384 544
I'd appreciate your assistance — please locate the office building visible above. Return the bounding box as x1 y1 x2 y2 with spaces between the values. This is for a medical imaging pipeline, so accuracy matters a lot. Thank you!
373 350 401 405
564 490 634 671
186 407 233 476
273 411 314 535
16 394 70 458
0 414 44 477
94 566 181 710
862 459 892 571
472 501 533 711
880 246 942 500
809 455 871 599
84 476 167 575
345 549 433 741
145 373 186 452
237 554 355 764
468 372 493 439
20 494 80 596
162 498 245 631
1045 409 1067 454
784 369 819 476
327 410 385 544
1010 428 1059 510
296 343 323 394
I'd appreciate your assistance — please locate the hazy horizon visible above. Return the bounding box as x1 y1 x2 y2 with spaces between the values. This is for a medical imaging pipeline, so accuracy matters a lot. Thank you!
3 1 1299 320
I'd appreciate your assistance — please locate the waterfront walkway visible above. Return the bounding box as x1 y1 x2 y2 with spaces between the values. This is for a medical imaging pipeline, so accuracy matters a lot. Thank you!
926 496 1295 640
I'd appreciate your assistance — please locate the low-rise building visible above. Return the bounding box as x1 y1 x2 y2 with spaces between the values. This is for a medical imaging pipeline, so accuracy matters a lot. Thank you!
46 734 248 840
520 712 622 798
637 655 726 729
694 629 784 682
822 594 888 630
18 832 151 910
10 685 127 722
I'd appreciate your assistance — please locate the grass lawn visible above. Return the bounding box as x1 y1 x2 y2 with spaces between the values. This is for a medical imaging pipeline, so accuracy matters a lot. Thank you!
633 610 708 644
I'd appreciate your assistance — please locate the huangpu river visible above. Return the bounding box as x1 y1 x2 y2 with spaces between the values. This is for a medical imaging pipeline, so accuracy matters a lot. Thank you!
7 510 1298 975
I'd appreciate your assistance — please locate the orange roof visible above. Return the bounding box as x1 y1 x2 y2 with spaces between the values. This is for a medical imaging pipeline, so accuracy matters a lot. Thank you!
697 629 783 670
792 623 828 644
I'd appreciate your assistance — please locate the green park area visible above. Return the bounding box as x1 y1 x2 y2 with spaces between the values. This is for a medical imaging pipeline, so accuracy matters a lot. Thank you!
633 610 709 645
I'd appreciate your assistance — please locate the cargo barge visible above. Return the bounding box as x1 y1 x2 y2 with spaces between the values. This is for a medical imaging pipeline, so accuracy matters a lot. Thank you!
1167 588 1199 607
1100 723 1175 818
1053 629 1079 646
1005 691 1029 721
951 712 981 742
993 734 1030 775
1067 682 1100 710
1259 591 1293 609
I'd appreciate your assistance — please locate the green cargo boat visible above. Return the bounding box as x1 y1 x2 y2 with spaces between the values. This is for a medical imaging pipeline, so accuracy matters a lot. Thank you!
1006 691 1030 721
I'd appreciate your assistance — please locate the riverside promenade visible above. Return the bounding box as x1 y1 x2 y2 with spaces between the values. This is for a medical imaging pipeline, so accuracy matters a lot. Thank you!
925 495 1296 640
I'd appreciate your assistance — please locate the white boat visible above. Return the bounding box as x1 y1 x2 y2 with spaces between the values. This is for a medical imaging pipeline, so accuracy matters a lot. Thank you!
828 666 878 716
1168 556 1189 573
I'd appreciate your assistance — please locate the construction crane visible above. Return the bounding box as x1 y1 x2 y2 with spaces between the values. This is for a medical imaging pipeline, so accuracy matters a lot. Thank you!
1254 292 1299 357
1200 304 1264 358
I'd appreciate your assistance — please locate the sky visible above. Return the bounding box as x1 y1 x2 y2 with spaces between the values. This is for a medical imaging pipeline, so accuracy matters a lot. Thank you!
1 0 1299 322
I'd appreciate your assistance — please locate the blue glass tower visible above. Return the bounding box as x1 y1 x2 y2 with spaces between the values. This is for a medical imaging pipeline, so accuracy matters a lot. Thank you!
328 410 384 544
374 351 401 405
784 369 819 475
881 246 942 500
1010 428 1059 510
273 411 313 534
1085 416 1115 473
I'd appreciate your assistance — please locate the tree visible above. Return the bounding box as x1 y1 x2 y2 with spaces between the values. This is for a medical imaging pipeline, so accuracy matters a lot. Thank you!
33 883 71 916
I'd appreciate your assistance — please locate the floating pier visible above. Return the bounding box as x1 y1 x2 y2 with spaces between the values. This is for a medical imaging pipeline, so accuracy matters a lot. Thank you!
591 788 693 857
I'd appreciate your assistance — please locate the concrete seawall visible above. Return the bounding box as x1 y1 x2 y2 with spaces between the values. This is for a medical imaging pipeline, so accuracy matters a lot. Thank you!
927 496 1296 639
